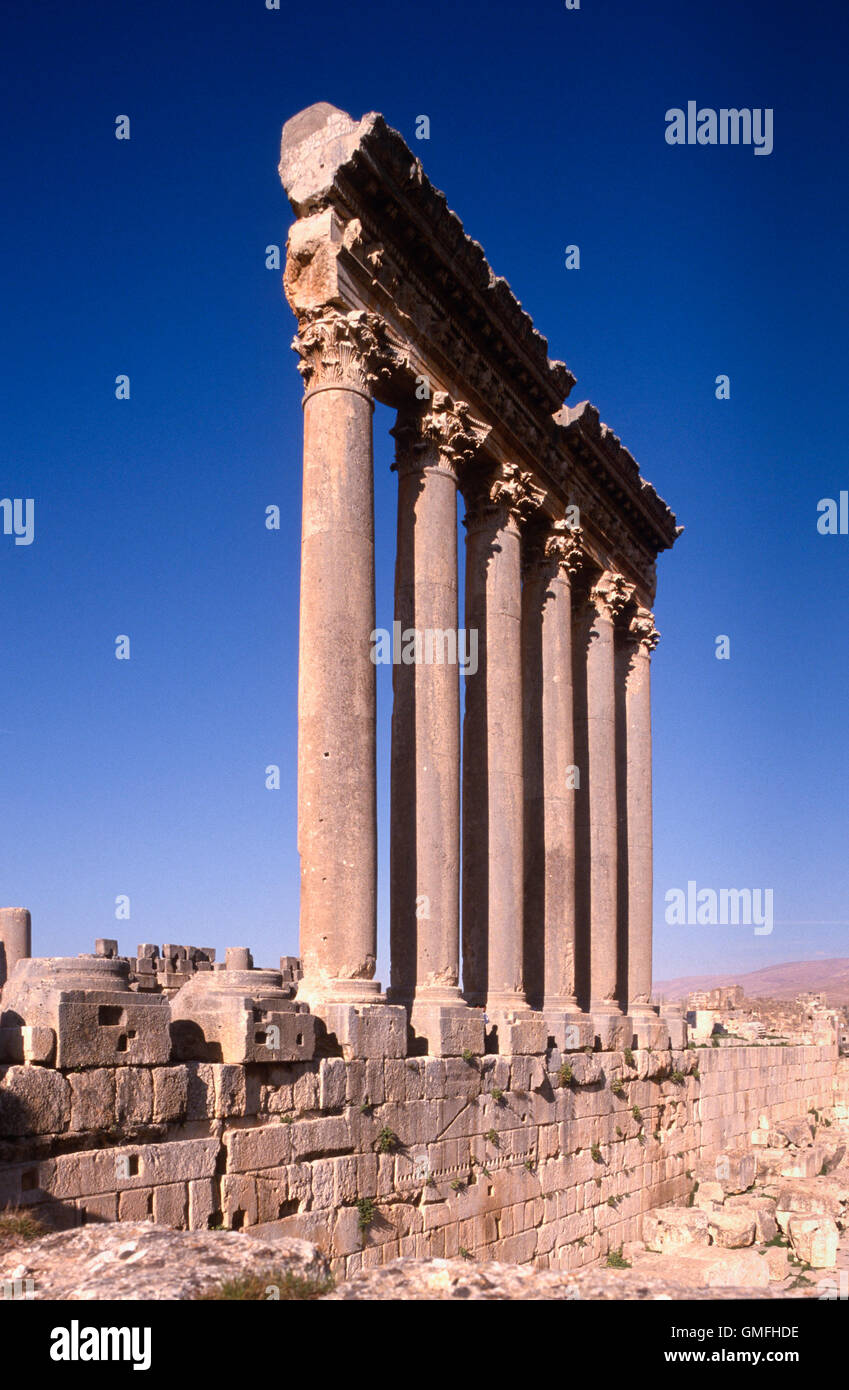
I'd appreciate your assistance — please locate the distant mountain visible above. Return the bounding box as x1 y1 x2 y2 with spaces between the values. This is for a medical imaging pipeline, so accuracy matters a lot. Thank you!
653 958 849 1005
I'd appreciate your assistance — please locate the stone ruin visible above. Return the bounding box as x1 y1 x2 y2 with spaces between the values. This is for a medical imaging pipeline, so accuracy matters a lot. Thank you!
0 108 842 1284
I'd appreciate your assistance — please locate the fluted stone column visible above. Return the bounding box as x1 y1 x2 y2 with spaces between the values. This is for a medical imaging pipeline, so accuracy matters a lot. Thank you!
625 606 666 1046
292 308 385 1008
585 571 634 1049
522 522 594 1051
463 467 547 1054
389 395 486 1055
0 907 31 989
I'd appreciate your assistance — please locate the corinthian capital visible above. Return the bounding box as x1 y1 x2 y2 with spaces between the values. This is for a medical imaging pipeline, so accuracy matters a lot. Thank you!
590 570 635 621
292 307 390 396
392 392 491 477
544 517 585 576
465 463 546 531
628 606 660 654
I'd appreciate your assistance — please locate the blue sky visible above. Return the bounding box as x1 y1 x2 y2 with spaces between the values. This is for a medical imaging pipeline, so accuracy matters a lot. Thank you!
1 0 847 984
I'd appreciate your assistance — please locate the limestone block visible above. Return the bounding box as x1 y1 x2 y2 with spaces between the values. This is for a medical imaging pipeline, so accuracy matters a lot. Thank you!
0 956 171 1068
153 1182 188 1229
225 1123 294 1173
765 1246 790 1281
713 1151 756 1193
777 1119 814 1148
220 1173 258 1228
788 1215 838 1268
187 1180 217 1231
185 1063 214 1120
0 1026 55 1065
642 1207 710 1253
725 1194 778 1242
319 1057 347 1110
652 1245 770 1288
707 1210 756 1248
409 1004 485 1058
0 1064 70 1135
775 1183 842 1229
693 1181 725 1211
321 1003 406 1060
152 1066 189 1123
591 1013 633 1053
170 968 315 1065
494 1017 549 1057
118 1187 153 1222
68 1069 116 1132
779 1146 823 1179
115 1067 153 1125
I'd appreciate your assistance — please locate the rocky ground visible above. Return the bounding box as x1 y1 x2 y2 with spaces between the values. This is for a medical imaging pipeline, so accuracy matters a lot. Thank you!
1 1107 846 1300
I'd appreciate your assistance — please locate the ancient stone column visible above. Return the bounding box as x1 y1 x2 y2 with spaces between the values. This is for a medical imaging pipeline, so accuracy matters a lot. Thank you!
0 907 31 989
463 467 547 1053
522 521 593 1049
584 571 634 1048
624 606 663 1045
389 395 486 1055
291 308 386 1007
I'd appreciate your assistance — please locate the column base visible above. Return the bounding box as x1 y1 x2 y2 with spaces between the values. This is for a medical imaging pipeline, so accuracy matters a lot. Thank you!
408 997 486 1058
659 1003 688 1050
313 1000 407 1060
590 1007 634 1052
543 1007 595 1053
630 1008 670 1050
484 1002 549 1057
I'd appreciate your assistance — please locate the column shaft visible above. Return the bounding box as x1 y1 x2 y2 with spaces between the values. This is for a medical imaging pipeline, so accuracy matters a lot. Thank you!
294 311 382 1004
390 450 461 1002
626 611 658 1015
585 573 633 1018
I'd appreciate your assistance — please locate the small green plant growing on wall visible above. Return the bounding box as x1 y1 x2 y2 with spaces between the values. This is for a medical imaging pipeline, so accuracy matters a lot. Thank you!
485 1129 500 1147
558 1061 574 1086
491 1087 504 1104
591 1144 604 1163
459 1246 473 1260
356 1198 375 1233
606 1247 631 1269
611 1078 626 1098
623 1047 636 1068
461 1049 476 1065
449 1178 464 1192
670 1069 686 1084
376 1127 398 1154
631 1106 642 1123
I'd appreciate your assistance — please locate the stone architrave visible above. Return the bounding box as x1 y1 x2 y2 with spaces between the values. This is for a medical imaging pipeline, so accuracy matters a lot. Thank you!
291 306 389 1008
389 394 488 1055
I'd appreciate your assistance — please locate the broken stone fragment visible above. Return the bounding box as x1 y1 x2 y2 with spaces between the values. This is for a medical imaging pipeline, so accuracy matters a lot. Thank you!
788 1215 838 1268
642 1207 710 1253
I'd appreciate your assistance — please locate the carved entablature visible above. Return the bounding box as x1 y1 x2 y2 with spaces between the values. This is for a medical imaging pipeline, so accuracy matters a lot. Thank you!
279 103 681 590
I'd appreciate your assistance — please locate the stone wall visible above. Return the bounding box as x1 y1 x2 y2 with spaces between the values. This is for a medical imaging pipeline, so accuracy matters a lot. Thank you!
0 1042 836 1280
